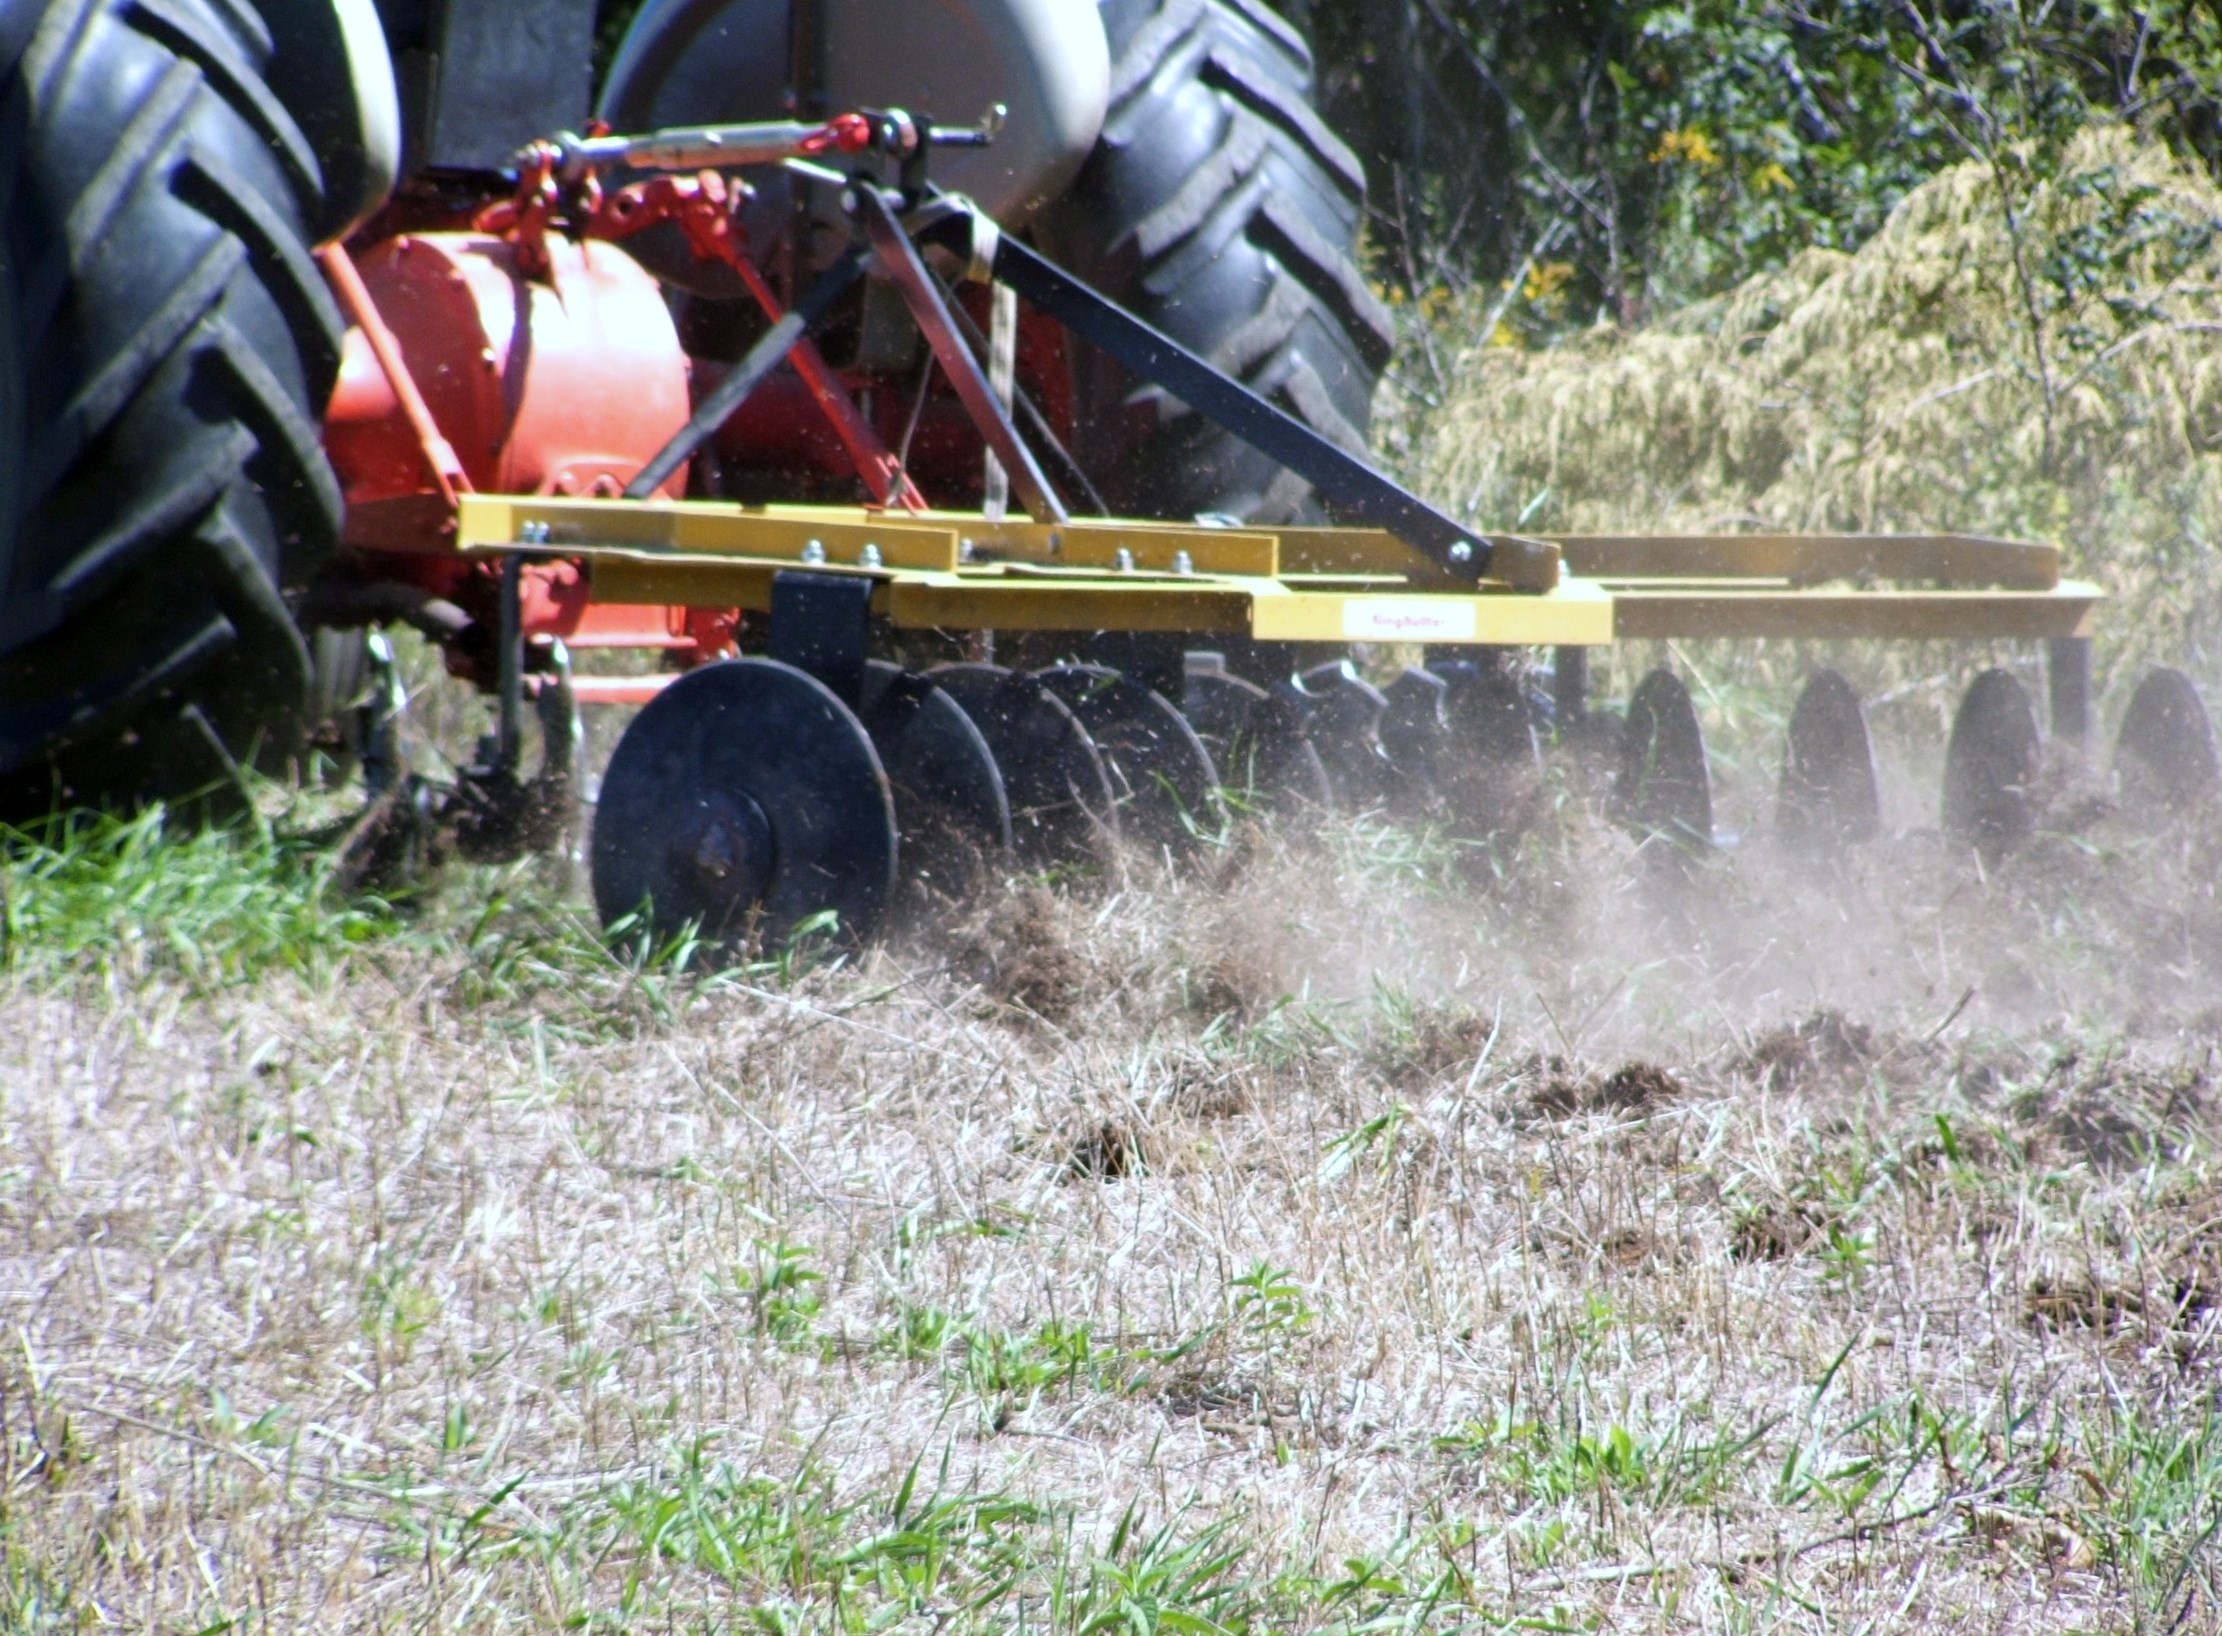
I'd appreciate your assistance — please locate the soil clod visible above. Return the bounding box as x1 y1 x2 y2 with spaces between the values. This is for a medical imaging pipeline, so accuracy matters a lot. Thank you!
1527 1058 1683 1118
1065 1119 1147 1181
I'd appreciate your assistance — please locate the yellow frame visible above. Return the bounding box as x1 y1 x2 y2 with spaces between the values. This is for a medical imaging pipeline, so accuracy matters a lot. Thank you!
455 496 2100 648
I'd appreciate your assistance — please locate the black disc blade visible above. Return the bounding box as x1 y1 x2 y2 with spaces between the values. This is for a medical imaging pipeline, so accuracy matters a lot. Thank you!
1183 658 1333 814
1035 664 1223 853
2116 665 2219 809
1296 660 1391 808
929 662 1119 864
860 661 1013 899
1432 658 1543 769
1424 657 1544 839
1379 666 1451 807
1778 668 1881 849
592 658 897 946
1615 667 1713 848
1943 668 2041 861
1178 655 1257 750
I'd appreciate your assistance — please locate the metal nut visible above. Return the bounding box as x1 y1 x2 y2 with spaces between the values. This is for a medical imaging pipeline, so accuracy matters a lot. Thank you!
1114 547 1136 572
859 543 883 568
801 538 827 564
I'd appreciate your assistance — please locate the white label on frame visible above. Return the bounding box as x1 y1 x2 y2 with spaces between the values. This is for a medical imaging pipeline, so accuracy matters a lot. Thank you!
1341 599 1479 641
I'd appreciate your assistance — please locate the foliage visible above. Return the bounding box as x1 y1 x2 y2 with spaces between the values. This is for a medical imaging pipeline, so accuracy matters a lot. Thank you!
1291 0 2222 335
1409 125 2222 692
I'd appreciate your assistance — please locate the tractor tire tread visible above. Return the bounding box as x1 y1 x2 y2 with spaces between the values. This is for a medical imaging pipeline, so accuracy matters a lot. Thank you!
1044 0 1388 523
0 0 340 807
1214 0 1309 64
176 147 344 379
120 0 320 208
1197 40 1362 203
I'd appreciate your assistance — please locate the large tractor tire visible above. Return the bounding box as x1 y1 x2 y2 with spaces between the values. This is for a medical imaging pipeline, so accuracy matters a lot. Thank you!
1037 0 1395 524
0 0 342 811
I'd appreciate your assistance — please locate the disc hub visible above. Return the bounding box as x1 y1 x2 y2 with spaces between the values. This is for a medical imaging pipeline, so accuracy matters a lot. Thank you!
682 790 775 912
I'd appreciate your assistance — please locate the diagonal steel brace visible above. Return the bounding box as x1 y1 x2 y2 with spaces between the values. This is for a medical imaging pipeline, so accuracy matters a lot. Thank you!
854 186 1067 525
918 202 1558 591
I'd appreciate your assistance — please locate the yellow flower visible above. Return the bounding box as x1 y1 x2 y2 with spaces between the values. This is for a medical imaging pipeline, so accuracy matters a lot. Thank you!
1754 161 1794 193
1488 320 1517 348
1522 261 1575 306
1649 127 1720 167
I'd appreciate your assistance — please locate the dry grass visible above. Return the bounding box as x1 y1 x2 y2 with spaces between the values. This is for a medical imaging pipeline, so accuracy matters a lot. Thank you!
5 781 2222 1631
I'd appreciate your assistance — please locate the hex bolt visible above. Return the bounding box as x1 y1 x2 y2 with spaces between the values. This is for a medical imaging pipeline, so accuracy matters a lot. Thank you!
801 538 826 564
1448 541 1473 563
1114 547 1136 572
519 520 552 545
1172 550 1194 576
859 542 884 568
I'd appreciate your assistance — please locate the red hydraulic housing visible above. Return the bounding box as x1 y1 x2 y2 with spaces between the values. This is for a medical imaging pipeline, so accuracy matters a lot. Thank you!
321 229 715 668
315 115 995 690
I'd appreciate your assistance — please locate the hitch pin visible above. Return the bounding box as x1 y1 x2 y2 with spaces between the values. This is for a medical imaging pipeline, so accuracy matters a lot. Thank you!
932 103 1007 148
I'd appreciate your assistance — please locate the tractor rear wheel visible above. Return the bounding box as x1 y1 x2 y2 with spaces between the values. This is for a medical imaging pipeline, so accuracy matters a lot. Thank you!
1037 0 1394 524
0 0 342 811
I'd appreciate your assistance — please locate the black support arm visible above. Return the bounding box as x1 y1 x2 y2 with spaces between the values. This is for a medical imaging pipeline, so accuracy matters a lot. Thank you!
923 208 1559 591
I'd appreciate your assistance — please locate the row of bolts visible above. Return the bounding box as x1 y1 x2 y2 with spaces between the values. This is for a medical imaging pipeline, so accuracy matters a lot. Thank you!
517 518 1197 575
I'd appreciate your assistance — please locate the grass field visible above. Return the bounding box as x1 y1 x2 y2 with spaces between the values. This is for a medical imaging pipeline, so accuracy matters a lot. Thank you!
2 753 2220 1631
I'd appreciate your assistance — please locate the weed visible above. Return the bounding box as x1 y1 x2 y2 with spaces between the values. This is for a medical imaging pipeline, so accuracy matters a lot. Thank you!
1440 1404 1772 1512
1227 1261 1316 1346
736 1238 824 1346
2082 1403 2222 1619
1319 1104 1411 1182
961 1319 1100 1410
